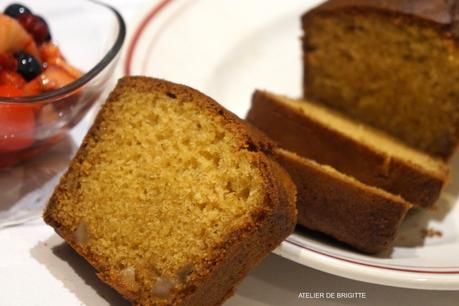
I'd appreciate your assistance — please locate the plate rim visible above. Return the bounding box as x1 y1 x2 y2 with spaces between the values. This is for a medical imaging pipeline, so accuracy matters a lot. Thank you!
123 0 459 290
274 241 459 291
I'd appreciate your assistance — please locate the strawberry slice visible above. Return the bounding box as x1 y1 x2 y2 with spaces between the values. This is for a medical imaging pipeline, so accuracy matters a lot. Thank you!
0 103 36 151
39 64 77 91
0 84 23 97
40 43 82 79
0 52 17 70
22 77 41 96
0 70 26 87
39 42 61 63
22 63 79 96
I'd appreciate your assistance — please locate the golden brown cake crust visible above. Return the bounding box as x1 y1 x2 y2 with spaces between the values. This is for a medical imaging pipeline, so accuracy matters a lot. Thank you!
247 91 447 208
275 149 411 254
304 0 459 32
44 77 297 306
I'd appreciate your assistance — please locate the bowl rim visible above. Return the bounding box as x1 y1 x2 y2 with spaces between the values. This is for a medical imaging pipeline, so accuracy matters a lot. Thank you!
0 0 126 104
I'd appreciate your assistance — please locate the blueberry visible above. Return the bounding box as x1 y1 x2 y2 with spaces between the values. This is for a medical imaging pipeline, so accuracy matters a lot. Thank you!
4 3 31 18
15 52 42 81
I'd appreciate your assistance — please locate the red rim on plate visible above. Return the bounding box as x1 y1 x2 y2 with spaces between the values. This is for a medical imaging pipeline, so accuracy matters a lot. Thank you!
124 0 172 75
123 0 459 276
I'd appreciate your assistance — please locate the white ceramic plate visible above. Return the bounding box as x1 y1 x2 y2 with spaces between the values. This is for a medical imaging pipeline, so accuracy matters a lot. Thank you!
125 0 459 290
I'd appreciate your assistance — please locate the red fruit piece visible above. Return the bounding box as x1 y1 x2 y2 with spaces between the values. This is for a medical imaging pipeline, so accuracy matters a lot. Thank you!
22 77 41 96
17 14 51 45
39 42 61 63
0 103 36 151
0 84 23 97
0 70 26 87
0 52 17 70
40 64 76 91
39 43 82 78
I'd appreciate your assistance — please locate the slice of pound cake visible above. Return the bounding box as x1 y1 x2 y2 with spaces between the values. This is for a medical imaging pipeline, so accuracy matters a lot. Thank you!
44 77 297 306
247 91 448 209
302 0 459 159
276 149 411 253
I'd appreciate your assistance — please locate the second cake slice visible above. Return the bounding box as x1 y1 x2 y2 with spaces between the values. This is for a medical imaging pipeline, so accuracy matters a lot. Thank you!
247 91 448 209
276 148 411 253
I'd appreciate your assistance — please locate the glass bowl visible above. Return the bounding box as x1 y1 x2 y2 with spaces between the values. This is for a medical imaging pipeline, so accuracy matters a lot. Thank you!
0 0 126 168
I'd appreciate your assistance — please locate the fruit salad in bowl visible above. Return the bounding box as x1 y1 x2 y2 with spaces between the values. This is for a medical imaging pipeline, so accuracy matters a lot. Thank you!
0 3 82 97
0 1 125 168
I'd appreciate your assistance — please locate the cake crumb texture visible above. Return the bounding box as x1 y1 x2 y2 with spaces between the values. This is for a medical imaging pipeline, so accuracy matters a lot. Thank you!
303 4 459 159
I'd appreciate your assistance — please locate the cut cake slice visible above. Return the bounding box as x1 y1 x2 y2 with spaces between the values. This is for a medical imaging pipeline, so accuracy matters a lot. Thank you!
44 77 297 306
276 148 411 253
247 90 448 209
